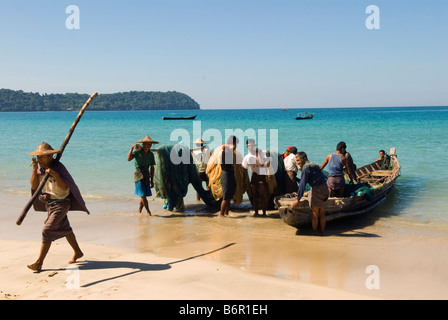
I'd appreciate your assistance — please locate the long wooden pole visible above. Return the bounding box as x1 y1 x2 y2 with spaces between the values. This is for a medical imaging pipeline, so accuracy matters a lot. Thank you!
16 92 98 226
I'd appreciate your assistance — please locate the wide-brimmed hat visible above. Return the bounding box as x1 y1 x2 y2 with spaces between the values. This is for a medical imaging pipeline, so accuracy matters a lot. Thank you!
136 135 159 144
193 138 207 145
28 142 60 156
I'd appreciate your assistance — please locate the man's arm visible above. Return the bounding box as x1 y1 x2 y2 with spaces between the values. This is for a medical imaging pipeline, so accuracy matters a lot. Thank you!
30 158 39 190
320 154 330 170
46 168 69 190
341 155 356 183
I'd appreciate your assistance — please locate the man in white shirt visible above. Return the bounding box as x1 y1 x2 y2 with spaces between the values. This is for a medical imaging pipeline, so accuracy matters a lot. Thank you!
191 138 211 200
242 139 268 216
283 146 299 193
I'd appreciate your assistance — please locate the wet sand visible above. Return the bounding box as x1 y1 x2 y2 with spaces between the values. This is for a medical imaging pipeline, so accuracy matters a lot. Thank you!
1 191 448 300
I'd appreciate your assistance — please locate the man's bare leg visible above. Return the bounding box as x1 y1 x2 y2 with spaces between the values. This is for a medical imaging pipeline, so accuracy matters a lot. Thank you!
66 232 84 264
27 241 51 272
220 199 230 216
140 197 151 216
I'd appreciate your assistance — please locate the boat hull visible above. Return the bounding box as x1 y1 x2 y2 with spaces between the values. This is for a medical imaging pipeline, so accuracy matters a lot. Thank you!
162 115 197 120
294 116 313 120
295 112 314 120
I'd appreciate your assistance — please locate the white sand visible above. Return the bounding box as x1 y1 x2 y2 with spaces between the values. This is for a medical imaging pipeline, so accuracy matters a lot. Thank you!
1 191 448 300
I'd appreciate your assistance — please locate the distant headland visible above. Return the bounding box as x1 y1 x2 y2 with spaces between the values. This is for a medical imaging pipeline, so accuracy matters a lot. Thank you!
0 89 200 111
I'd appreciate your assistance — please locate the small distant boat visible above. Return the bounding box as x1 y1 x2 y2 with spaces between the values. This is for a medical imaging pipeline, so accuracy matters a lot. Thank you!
162 115 197 120
282 108 288 111
295 112 314 120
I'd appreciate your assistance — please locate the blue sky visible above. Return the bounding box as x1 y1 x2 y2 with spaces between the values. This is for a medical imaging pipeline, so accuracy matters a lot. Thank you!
0 0 447 108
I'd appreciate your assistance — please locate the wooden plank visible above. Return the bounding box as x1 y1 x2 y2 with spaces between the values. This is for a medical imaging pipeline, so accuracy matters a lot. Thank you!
370 170 393 177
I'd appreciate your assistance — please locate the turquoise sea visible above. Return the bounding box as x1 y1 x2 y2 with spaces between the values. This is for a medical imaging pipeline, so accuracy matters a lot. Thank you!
1 106 448 226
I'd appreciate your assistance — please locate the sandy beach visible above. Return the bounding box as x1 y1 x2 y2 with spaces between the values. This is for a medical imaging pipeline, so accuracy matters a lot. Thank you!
1 191 448 301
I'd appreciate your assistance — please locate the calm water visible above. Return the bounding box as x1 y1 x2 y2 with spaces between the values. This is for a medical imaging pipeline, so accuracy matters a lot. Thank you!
1 106 447 223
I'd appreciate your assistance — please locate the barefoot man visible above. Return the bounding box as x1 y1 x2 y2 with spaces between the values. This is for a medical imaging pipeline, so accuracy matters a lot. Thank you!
127 135 158 215
27 142 89 272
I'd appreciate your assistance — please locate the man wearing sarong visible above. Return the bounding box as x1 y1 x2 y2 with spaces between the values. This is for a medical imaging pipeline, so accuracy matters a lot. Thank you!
127 135 158 216
320 141 357 197
283 146 299 193
220 135 239 216
292 152 329 236
242 139 268 216
28 142 89 272
191 138 211 201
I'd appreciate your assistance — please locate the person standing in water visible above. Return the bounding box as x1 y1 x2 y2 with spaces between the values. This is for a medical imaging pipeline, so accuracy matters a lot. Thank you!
320 141 356 197
127 135 158 216
242 139 268 216
293 152 329 235
220 135 239 216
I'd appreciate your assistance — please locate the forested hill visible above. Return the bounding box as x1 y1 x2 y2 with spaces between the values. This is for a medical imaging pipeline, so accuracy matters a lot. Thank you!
0 89 200 111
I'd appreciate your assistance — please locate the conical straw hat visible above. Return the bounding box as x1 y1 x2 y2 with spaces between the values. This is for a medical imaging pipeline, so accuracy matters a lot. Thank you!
136 135 159 144
193 138 207 144
28 142 60 156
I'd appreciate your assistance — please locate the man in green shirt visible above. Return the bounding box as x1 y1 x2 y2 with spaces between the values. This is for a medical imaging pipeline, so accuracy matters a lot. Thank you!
127 135 158 215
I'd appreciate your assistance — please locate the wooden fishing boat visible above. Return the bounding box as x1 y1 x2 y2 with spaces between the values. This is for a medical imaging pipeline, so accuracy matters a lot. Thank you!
295 112 314 120
274 148 400 228
162 115 197 120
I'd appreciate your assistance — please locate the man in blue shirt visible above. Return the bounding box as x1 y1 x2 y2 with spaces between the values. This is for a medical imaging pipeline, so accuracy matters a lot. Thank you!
292 152 329 235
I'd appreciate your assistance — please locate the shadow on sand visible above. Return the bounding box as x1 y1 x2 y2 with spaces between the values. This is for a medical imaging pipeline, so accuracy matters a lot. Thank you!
156 201 282 220
76 243 235 288
295 215 383 238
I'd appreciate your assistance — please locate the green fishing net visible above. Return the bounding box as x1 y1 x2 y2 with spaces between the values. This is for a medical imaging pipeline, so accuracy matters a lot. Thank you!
153 144 219 211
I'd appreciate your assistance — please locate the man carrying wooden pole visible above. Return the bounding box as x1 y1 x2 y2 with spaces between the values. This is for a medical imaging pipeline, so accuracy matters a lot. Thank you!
19 93 98 272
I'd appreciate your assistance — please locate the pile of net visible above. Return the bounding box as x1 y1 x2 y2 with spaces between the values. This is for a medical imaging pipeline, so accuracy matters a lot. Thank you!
153 144 219 211
205 146 248 204
153 144 287 211
344 182 375 200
